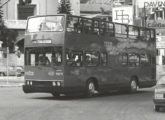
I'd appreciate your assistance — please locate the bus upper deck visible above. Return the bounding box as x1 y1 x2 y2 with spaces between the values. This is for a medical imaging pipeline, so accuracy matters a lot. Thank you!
25 14 155 45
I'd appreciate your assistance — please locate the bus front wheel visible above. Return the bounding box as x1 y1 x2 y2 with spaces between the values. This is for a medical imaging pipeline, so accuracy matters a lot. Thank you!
0 72 5 76
85 80 97 97
154 105 160 112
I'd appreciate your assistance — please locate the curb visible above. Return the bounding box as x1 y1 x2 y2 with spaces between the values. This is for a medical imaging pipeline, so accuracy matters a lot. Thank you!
0 83 23 87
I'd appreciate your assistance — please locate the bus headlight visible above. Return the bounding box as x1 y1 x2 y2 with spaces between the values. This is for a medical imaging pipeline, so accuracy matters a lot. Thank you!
57 81 61 86
30 81 33 85
27 81 29 85
52 82 56 86
155 93 163 99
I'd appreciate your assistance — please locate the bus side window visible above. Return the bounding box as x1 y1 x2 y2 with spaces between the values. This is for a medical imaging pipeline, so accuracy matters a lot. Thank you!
115 23 127 38
51 52 62 66
128 26 139 39
67 16 79 32
83 19 92 34
119 53 128 66
128 53 140 67
85 51 99 66
74 18 83 33
107 22 114 37
72 54 82 66
93 20 100 35
140 28 150 41
140 54 150 66
100 21 107 35
66 51 82 67
150 29 155 41
100 53 108 66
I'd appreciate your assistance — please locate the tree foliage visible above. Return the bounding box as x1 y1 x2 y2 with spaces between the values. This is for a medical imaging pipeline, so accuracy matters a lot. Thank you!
0 0 18 53
58 0 72 14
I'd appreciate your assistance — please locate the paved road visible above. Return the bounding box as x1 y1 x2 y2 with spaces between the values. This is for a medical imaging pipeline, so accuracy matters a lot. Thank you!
0 87 164 120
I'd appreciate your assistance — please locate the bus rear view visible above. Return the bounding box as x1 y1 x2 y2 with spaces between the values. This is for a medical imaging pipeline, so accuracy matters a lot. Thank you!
23 15 66 96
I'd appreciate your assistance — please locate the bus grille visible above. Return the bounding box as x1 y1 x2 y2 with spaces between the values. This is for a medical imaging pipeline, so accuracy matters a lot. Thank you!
32 81 52 86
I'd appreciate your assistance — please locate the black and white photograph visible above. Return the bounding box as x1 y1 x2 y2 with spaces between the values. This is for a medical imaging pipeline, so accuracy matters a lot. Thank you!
0 0 165 120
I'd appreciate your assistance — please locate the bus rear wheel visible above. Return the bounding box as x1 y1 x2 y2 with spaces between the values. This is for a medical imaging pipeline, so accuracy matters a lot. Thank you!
129 79 138 93
51 93 60 97
85 80 97 97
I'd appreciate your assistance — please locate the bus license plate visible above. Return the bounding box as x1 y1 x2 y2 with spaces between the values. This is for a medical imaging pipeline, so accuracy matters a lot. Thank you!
155 94 164 99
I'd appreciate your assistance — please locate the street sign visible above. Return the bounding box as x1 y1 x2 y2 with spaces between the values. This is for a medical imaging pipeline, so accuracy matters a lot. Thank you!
112 6 133 25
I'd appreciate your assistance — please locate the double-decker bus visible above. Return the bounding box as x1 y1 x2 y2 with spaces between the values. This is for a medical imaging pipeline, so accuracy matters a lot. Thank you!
23 14 156 97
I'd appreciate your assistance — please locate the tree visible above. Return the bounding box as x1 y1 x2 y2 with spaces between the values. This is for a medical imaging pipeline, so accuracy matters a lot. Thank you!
58 0 72 14
0 0 18 53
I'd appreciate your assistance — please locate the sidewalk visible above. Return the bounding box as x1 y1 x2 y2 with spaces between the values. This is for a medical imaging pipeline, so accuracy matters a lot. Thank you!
0 76 24 87
157 65 165 81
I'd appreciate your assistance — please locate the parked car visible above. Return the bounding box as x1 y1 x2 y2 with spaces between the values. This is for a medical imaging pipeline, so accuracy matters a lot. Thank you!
0 66 24 77
153 78 165 112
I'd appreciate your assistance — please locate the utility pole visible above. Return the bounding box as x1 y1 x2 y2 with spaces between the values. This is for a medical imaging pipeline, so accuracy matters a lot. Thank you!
45 0 47 15
0 0 11 7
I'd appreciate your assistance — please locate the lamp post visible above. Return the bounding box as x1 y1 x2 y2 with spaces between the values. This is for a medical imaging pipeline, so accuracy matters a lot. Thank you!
6 46 9 84
144 3 146 27
45 0 47 15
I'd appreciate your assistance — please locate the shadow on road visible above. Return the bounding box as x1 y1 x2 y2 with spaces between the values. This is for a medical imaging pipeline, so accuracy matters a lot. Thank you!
30 88 154 101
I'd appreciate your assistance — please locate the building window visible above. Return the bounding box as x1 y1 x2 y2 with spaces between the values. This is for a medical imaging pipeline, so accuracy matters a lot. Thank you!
154 8 164 20
157 49 160 56
17 5 36 20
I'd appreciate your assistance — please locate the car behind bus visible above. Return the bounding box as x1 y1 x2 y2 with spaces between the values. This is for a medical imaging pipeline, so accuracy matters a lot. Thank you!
153 78 165 112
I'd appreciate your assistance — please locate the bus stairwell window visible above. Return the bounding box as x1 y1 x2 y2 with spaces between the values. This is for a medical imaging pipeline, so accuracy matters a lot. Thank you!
128 53 140 67
85 52 99 66
140 54 149 66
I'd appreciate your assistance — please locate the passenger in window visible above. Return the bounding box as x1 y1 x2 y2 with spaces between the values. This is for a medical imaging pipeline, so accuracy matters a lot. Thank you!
51 53 61 66
101 21 106 35
86 55 92 65
74 19 83 33
73 55 81 66
101 53 107 66
74 21 80 32
39 54 50 65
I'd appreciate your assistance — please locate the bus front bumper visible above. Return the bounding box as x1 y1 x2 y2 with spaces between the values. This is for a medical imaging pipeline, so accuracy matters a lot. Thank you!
23 85 84 95
153 99 165 107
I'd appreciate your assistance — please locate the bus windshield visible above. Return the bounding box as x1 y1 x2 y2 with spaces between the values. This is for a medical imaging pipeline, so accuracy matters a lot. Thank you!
25 47 63 66
27 16 64 32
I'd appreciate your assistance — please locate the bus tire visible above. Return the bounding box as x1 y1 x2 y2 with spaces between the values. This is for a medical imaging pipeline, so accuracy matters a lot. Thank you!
154 105 160 112
129 78 138 93
51 93 60 97
0 72 5 76
85 80 97 97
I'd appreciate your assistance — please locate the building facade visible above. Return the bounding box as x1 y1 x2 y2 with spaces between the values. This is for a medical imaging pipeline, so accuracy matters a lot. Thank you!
135 0 165 65
2 0 80 44
0 0 80 67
